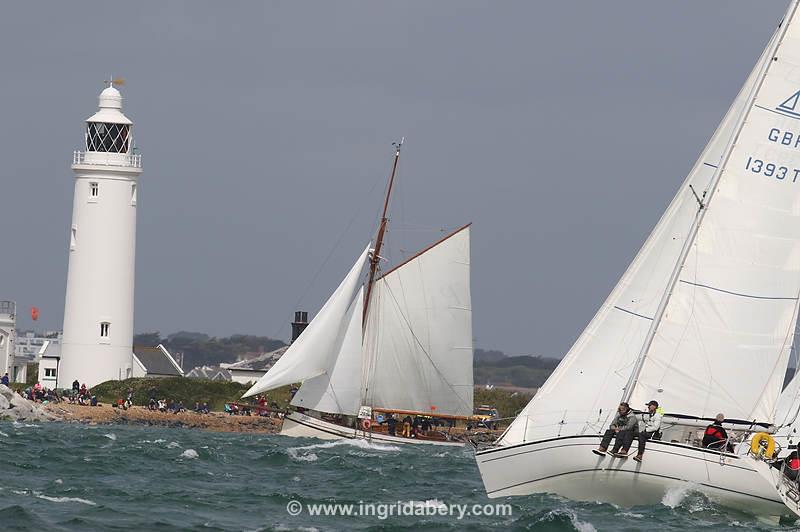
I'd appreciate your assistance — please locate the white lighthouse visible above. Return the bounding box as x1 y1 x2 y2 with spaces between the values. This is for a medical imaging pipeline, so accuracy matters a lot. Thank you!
59 82 142 389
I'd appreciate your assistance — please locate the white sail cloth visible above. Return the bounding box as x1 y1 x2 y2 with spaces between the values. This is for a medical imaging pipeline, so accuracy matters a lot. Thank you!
290 287 364 415
242 246 370 398
362 226 473 417
629 9 800 422
500 16 796 445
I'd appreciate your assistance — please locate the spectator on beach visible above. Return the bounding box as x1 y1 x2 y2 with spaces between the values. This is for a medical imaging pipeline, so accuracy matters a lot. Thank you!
72 379 80 393
149 397 157 410
1 373 9 386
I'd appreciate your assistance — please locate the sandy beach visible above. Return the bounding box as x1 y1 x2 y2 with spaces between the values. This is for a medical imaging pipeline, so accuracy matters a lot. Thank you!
46 402 282 434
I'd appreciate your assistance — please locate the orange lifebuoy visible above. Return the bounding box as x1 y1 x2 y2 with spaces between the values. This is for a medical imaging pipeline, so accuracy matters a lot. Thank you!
361 418 371 431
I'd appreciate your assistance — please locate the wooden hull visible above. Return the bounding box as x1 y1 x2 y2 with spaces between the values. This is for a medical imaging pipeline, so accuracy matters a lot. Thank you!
281 412 466 447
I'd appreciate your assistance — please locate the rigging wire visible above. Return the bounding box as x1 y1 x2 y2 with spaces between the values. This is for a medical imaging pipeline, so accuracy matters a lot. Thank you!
266 169 385 342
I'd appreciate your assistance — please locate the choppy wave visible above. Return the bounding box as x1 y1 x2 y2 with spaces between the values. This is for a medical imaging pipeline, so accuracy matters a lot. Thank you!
0 420 787 531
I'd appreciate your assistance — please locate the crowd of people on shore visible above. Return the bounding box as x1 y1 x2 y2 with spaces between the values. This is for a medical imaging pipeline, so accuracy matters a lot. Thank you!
12 379 99 406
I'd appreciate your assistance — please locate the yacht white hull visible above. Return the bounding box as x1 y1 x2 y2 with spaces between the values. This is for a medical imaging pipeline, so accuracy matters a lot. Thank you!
281 412 465 447
476 435 789 517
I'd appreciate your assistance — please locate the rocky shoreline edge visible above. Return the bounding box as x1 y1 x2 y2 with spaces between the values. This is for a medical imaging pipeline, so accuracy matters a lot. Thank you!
0 385 281 433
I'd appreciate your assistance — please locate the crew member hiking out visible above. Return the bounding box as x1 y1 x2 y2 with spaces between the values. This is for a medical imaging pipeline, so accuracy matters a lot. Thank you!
593 402 638 458
633 400 662 463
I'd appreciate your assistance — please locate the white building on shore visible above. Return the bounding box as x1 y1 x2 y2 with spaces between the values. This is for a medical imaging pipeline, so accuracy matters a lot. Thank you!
0 301 18 381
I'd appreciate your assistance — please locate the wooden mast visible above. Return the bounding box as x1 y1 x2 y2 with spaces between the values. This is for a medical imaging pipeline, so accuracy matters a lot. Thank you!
362 138 403 325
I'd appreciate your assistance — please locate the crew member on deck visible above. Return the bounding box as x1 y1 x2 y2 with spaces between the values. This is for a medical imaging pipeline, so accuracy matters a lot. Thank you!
633 400 662 463
702 414 732 451
773 443 800 481
593 402 638 458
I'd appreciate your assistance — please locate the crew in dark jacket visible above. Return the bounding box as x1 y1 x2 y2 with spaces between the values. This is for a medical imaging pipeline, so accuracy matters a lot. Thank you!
593 402 638 457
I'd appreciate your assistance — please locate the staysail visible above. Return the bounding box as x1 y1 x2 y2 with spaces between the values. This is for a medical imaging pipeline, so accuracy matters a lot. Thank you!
242 246 370 398
362 225 473 417
290 287 364 415
500 9 800 445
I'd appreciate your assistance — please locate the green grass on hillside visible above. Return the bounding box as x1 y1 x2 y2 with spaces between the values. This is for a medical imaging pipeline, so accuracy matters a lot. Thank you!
91 378 295 412
89 378 533 419
473 388 533 419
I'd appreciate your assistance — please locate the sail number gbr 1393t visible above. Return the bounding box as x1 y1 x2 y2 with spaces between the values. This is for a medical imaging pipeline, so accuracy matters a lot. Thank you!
744 156 800 182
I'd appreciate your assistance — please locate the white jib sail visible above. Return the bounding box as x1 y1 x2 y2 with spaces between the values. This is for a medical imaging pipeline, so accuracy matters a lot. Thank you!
500 18 785 445
242 246 370 398
362 225 473 417
290 287 364 416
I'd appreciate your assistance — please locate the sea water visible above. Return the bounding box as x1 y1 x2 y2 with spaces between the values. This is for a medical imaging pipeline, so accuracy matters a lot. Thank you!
0 421 791 531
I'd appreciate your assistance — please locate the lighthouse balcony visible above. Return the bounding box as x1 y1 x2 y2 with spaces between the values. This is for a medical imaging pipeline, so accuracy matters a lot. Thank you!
73 151 142 169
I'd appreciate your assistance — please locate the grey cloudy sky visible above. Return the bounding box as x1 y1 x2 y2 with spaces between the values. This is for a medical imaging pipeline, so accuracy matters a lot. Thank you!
0 1 788 356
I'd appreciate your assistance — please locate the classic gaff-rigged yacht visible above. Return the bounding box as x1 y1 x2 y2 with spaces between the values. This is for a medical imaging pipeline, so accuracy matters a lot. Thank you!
243 141 474 447
476 0 800 517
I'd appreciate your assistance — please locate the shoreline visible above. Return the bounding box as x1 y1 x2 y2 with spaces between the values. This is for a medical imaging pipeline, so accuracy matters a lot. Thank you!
45 403 282 434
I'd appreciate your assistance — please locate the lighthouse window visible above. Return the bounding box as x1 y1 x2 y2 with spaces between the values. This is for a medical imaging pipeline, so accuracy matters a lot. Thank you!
130 183 137 205
0 335 4 347
90 182 99 198
100 321 110 338
45 368 57 378
86 122 130 153
70 225 77 251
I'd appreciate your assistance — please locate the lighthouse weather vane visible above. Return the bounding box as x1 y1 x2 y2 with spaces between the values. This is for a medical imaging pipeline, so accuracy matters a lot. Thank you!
104 76 125 88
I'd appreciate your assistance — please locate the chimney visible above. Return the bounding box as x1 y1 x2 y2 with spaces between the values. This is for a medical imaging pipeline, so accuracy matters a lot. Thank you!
291 311 308 343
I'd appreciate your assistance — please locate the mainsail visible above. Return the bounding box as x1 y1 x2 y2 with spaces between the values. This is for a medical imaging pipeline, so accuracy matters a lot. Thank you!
501 4 800 445
362 225 473 417
242 246 370 398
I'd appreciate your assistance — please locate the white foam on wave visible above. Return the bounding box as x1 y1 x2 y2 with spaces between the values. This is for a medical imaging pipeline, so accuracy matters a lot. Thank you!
544 509 596 532
103 433 117 441
661 483 697 508
0 430 8 438
294 452 319 462
13 421 39 428
139 438 167 444
54 479 63 485
291 438 400 454
167 441 181 449
180 449 199 459
34 492 97 506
